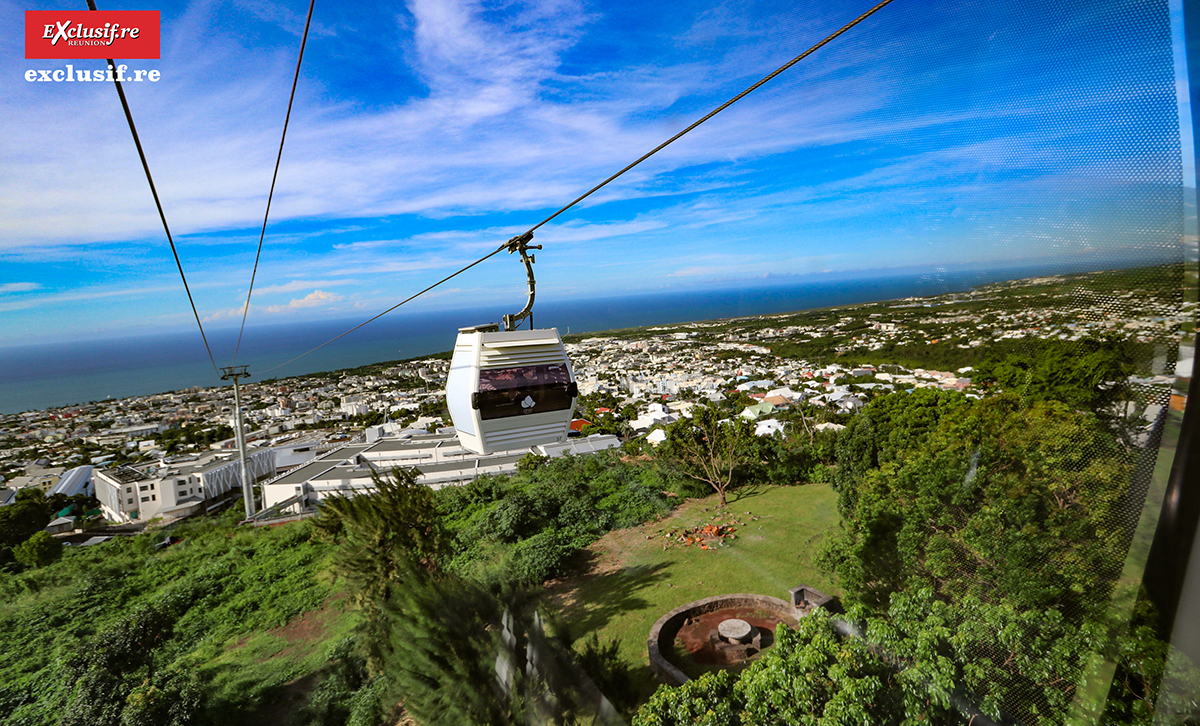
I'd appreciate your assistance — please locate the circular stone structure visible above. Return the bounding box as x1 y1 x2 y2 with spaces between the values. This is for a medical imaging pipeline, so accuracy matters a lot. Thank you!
648 593 799 686
717 618 755 644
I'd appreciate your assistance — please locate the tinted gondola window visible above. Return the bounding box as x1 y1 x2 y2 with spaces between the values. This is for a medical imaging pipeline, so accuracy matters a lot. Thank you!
476 364 574 420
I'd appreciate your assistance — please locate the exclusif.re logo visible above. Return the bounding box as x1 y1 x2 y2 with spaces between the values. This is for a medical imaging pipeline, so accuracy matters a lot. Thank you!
25 11 160 59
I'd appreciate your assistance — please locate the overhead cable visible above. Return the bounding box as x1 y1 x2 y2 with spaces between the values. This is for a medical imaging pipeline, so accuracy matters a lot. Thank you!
258 244 509 375
87 0 220 375
526 0 896 233
260 0 896 375
232 0 318 365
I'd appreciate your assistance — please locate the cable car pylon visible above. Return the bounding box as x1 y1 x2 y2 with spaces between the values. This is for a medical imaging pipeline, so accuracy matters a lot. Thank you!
220 365 256 518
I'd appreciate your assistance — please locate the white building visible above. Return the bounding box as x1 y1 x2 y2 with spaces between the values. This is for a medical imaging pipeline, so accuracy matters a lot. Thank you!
48 465 93 498
631 403 677 432
260 431 621 515
755 419 786 437
94 447 276 523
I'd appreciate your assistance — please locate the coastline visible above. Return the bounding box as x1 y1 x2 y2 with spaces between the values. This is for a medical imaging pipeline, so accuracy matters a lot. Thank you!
0 262 1165 414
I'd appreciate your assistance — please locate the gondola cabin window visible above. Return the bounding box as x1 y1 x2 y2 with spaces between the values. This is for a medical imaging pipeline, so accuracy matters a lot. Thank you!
475 364 573 420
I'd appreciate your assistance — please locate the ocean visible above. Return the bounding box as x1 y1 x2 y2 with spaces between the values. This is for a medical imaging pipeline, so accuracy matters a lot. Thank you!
0 265 1077 414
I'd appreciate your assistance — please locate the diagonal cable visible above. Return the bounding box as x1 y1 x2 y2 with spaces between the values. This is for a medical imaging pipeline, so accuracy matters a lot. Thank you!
259 0 897 375
258 244 509 375
233 0 318 365
87 0 219 375
525 0 896 233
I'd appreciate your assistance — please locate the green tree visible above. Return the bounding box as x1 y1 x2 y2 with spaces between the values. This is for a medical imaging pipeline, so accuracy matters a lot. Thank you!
509 529 579 584
119 672 204 726
636 670 742 726
867 588 1099 725
373 574 522 726
833 388 968 495
312 466 449 618
818 394 1135 723
0 487 51 564
578 391 622 419
516 452 550 473
61 596 191 726
634 609 919 726
739 611 910 726
658 405 757 506
822 395 1128 615
581 418 632 438
12 530 62 568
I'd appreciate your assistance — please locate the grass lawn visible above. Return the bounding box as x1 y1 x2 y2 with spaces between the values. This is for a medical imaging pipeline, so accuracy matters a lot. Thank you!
545 482 840 704
196 589 362 724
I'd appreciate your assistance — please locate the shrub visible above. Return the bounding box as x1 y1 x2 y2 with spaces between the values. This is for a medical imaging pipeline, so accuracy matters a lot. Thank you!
597 483 671 529
481 491 550 542
13 531 63 569
510 530 579 584
516 453 550 472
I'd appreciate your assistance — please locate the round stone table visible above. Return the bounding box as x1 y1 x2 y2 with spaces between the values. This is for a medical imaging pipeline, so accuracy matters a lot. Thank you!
717 618 755 644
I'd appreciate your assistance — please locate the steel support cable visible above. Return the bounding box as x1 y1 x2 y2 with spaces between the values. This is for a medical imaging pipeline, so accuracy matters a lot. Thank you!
86 0 219 376
232 0 318 365
525 0 896 234
259 0 896 375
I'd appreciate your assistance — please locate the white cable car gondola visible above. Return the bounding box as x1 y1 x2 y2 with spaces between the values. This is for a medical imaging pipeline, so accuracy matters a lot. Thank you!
445 233 578 455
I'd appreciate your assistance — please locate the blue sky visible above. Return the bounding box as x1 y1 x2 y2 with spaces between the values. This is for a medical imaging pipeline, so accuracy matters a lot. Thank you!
0 0 1187 349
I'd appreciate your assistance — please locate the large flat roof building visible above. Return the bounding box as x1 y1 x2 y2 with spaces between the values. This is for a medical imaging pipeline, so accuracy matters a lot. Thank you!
260 430 620 516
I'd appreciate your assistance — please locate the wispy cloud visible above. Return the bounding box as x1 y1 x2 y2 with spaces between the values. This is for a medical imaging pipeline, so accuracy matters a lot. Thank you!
0 283 180 313
0 0 1182 345
254 279 358 294
203 302 249 323
0 0 968 249
0 282 40 293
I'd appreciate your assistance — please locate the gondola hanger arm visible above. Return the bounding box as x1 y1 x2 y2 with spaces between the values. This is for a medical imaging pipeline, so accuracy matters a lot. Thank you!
503 232 541 332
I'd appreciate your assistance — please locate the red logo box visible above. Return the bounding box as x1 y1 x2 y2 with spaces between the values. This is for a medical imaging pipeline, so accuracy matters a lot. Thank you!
25 10 159 59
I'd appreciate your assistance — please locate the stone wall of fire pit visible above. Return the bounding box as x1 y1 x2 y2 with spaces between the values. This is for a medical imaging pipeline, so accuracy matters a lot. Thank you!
647 593 797 686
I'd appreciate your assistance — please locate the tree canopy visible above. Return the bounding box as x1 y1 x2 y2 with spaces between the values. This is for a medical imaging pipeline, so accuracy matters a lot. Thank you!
659 405 759 506
821 395 1129 617
973 337 1136 411
312 467 449 617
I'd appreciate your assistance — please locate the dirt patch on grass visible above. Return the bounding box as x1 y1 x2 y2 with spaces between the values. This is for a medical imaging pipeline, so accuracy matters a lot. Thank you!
263 593 351 662
273 595 345 644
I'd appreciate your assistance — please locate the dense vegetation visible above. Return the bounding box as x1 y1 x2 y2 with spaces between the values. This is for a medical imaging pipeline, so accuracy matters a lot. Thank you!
308 462 679 725
0 489 97 567
629 384 1190 725
0 512 342 726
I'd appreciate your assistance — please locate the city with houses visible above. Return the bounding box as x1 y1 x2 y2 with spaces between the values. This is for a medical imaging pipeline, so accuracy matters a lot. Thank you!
0 267 1188 531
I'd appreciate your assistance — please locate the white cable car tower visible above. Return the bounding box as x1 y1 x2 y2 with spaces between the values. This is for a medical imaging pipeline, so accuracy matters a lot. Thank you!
445 233 578 455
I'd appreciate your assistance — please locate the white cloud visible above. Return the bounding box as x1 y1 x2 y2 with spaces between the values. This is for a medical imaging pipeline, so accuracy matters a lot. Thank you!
0 282 40 293
0 0 967 251
0 284 180 313
254 279 358 294
264 289 343 313
202 303 248 323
